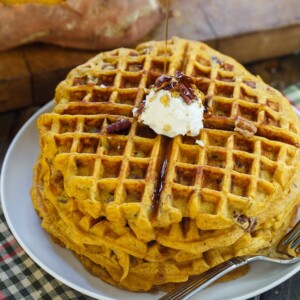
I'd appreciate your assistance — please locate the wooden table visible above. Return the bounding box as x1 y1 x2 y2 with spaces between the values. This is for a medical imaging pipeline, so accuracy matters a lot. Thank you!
0 53 299 300
1 0 300 113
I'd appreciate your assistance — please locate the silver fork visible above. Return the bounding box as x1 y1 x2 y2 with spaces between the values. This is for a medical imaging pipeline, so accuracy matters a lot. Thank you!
159 220 300 300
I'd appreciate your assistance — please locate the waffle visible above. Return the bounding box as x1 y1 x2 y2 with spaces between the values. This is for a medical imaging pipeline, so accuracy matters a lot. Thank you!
31 37 300 292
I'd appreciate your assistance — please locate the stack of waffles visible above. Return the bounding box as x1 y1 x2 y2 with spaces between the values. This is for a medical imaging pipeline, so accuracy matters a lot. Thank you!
31 37 300 292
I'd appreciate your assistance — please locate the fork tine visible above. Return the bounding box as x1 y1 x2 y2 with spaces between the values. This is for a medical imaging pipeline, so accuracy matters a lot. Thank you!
159 221 300 300
277 220 300 257
291 236 300 251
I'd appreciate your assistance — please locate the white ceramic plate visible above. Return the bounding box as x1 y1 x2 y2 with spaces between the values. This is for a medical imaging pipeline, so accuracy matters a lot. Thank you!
1 101 300 300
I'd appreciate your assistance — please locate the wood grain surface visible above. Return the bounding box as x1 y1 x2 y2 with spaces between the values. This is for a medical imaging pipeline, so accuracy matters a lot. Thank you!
0 0 299 112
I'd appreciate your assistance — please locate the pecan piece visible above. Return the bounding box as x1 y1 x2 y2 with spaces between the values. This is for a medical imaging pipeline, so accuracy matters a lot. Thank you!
174 71 195 84
233 211 257 232
155 74 172 85
105 119 131 134
164 81 177 91
152 72 199 105
177 82 196 105
234 116 257 137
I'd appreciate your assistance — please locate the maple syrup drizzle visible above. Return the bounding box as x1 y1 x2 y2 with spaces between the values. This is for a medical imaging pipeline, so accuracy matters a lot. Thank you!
164 0 170 74
151 137 172 219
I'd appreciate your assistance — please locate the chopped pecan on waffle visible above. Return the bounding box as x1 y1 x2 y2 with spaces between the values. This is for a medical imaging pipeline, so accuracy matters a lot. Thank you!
31 37 300 292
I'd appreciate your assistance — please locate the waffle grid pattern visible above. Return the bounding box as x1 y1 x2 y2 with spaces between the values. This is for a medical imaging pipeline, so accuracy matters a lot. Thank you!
184 42 300 145
31 37 300 292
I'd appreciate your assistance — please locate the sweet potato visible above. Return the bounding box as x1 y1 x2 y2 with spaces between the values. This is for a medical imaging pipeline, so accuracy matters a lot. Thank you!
0 0 163 50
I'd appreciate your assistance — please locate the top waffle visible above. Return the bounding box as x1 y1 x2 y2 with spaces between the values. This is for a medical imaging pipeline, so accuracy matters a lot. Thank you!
32 37 300 291
54 37 300 145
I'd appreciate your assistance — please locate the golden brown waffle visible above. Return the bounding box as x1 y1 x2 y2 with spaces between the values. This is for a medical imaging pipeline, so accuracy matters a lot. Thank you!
31 37 300 292
32 153 300 291
55 37 300 145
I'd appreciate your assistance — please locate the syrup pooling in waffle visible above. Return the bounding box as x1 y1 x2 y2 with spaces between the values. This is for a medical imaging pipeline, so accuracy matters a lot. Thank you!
32 37 300 292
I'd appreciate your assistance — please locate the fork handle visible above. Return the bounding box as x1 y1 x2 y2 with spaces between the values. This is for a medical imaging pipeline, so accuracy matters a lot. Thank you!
159 256 250 300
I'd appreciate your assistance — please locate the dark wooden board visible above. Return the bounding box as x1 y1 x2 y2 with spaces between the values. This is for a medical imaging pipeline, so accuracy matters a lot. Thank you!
0 49 32 111
0 0 299 112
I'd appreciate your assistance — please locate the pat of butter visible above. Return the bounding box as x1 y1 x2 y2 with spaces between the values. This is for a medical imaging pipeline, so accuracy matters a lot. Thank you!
134 89 205 138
